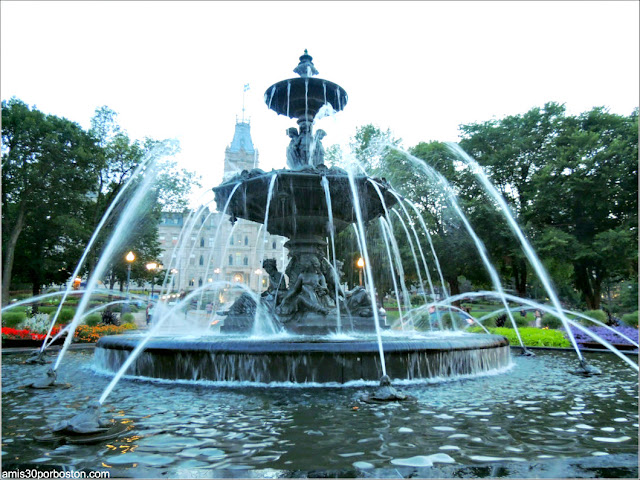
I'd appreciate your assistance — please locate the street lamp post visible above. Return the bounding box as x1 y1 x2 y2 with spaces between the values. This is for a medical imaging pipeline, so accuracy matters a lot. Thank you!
146 262 159 301
357 257 365 287
125 251 135 305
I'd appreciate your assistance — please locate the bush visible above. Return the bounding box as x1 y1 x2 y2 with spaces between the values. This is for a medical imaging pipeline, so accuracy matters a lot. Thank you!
541 314 563 329
2 311 26 328
581 309 607 326
620 311 638 328
120 322 137 330
120 313 135 324
410 295 425 306
468 326 571 348
84 314 102 327
37 306 57 315
58 308 76 323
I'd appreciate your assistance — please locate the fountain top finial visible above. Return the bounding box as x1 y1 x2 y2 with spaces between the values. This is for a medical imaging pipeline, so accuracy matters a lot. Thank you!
293 49 319 78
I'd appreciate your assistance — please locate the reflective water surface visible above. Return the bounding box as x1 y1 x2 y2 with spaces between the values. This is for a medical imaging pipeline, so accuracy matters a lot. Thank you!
2 349 637 477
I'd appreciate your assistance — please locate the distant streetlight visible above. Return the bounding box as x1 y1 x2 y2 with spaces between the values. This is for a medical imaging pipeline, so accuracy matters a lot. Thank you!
146 262 161 301
357 257 365 287
125 251 135 303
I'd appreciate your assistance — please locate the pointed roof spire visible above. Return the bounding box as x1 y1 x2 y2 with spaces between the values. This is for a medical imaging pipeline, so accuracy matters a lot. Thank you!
228 121 255 153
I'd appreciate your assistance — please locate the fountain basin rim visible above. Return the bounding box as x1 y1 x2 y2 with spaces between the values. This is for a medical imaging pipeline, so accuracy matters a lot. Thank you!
96 333 508 354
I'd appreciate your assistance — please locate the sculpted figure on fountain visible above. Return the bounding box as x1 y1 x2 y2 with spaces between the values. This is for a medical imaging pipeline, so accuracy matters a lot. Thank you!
277 254 332 318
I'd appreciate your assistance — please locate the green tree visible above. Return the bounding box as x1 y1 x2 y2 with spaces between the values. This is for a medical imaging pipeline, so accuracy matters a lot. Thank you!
1 98 103 303
458 105 638 308
87 107 199 289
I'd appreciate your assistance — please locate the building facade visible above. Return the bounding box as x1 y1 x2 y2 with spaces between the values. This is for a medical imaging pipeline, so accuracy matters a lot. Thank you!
156 120 288 297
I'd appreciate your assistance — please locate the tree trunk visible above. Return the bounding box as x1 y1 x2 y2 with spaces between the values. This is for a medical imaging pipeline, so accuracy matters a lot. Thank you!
447 276 461 307
2 201 26 305
513 259 527 296
575 264 602 310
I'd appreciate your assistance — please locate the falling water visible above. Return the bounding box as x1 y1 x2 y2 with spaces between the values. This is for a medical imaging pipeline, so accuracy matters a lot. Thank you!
390 210 432 303
251 175 278 334
322 81 327 105
365 180 413 326
347 168 387 376
98 282 253 404
392 200 439 309
447 143 584 359
53 161 161 371
199 183 242 290
286 81 291 118
405 199 451 306
257 175 278 270
321 176 342 332
268 86 276 110
388 147 527 350
378 217 405 329
39 154 154 351
444 290 638 371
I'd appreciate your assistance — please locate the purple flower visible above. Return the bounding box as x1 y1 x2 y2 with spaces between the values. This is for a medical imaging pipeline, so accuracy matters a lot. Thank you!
569 325 639 349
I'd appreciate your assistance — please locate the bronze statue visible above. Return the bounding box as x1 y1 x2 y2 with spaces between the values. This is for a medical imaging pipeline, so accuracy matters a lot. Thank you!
277 254 330 317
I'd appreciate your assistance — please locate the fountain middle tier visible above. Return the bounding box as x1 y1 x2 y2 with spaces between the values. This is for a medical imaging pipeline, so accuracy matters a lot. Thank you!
95 332 510 384
212 166 397 239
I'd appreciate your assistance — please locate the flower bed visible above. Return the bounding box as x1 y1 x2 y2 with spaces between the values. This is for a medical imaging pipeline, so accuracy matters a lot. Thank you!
73 324 137 343
2 323 137 347
569 325 639 350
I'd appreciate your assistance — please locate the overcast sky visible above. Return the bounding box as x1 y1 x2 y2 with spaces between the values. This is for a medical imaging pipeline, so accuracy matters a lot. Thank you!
2 1 638 203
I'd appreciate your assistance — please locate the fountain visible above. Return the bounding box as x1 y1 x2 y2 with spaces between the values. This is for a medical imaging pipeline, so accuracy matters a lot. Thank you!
2 52 636 477
94 50 511 384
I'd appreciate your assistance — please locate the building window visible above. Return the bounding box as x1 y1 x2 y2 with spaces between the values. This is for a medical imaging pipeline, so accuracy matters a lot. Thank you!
229 235 234 246
189 279 195 286
235 253 242 266
228 255 233 266
243 256 248 266
200 237 205 247
209 237 215 247
272 241 276 249
199 255 204 266
198 278 203 286
244 236 249 246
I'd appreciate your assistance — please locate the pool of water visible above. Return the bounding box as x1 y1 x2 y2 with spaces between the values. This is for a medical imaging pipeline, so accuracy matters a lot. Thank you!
1 349 637 478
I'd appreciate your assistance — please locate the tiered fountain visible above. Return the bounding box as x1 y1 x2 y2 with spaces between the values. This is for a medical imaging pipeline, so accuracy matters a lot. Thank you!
95 51 510 384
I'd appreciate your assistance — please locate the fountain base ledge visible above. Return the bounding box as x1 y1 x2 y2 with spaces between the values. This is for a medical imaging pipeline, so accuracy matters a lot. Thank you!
95 333 511 384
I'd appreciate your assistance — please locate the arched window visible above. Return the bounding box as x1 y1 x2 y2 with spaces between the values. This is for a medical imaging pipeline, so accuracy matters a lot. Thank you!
228 255 233 266
243 256 248 266
199 255 204 266
272 241 276 250
200 237 205 247
229 235 234 246
244 236 249 246
198 278 203 286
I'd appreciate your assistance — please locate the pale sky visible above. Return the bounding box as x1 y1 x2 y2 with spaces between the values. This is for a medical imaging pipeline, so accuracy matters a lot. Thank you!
2 1 638 204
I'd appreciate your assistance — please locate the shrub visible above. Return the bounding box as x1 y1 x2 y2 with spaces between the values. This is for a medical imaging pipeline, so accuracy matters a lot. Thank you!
410 295 425 306
21 314 51 333
120 313 135 324
120 322 137 330
58 308 76 323
37 306 57 315
2 311 26 328
580 309 607 326
620 311 638 328
468 326 572 348
84 314 102 327
541 314 563 329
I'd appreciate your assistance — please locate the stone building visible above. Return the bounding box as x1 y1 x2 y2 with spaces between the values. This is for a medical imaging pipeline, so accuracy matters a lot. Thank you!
156 120 288 298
